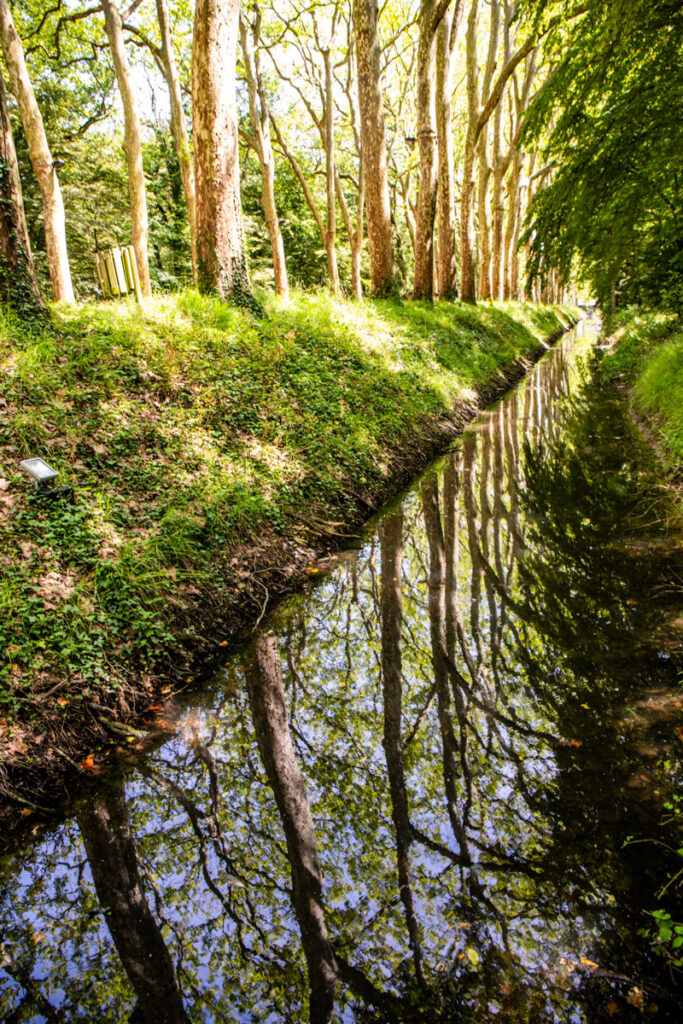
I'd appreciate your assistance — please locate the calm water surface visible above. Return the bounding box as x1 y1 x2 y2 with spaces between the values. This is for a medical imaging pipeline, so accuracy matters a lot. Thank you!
2 320 683 1023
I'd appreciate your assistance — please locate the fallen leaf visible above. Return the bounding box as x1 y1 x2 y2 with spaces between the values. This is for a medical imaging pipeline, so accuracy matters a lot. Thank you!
626 987 644 1009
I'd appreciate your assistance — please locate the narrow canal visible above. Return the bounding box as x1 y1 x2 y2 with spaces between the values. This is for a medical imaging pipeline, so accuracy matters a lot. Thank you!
1 320 682 1022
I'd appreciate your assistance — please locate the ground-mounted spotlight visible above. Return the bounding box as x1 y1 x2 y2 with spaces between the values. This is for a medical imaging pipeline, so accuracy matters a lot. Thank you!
20 458 72 500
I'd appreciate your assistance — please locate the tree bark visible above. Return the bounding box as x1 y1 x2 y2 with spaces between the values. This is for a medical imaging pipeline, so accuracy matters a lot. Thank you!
475 0 500 301
0 72 44 316
322 46 341 296
435 3 464 300
155 0 198 283
0 0 74 303
77 785 189 1024
101 0 151 297
353 0 394 296
245 634 338 1024
193 0 249 300
240 9 289 299
412 0 442 301
459 0 480 303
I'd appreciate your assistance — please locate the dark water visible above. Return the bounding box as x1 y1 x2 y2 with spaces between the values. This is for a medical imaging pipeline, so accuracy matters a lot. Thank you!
2 321 683 1023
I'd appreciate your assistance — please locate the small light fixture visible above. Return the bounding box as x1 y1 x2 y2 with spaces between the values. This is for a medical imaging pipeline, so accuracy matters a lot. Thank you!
20 458 72 500
21 457 59 489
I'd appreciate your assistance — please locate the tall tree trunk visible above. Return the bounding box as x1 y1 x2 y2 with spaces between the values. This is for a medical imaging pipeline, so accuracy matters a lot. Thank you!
503 150 522 299
353 0 394 296
0 0 74 303
322 46 340 296
240 9 289 299
156 0 198 283
459 0 480 303
475 0 499 301
412 1 440 301
245 634 338 1024
77 785 189 1024
101 0 151 297
436 3 465 300
0 72 44 316
193 0 249 300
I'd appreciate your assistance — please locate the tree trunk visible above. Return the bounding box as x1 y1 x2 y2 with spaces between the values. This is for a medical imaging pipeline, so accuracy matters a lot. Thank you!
101 0 151 298
475 0 499 301
459 0 480 303
0 72 44 316
240 10 289 299
156 0 198 283
322 46 341 297
412 1 439 301
0 0 74 303
503 151 522 299
353 0 394 296
193 0 249 300
77 785 189 1024
435 4 465 301
245 634 338 1024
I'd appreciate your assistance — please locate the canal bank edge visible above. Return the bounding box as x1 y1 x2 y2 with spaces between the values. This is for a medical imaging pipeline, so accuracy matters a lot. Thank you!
0 294 579 829
600 308 683 506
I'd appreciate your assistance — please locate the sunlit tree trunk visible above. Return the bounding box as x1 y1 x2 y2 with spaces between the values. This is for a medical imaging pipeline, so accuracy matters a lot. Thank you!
412 3 436 300
78 785 189 1024
101 0 151 297
193 0 249 300
0 72 44 315
459 0 480 303
322 46 341 296
156 0 198 283
475 0 500 301
240 9 289 299
353 0 394 296
0 0 74 303
436 3 465 300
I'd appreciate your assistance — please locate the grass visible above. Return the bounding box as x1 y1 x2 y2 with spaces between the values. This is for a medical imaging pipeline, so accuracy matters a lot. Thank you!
0 289 575 772
600 307 683 463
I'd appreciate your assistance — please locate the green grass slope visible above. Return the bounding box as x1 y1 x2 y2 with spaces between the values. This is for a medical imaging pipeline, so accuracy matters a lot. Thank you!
601 308 683 464
0 290 575 777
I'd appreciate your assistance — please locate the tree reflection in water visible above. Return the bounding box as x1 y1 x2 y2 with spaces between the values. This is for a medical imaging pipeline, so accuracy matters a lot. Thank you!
1 324 682 1022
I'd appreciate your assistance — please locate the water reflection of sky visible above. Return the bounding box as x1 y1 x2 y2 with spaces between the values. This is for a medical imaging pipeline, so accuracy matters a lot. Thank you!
1 321 682 1022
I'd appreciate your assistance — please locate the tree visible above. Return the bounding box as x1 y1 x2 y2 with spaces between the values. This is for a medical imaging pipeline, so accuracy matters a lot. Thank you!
0 0 74 303
0 70 44 316
154 0 198 281
192 0 250 301
411 0 451 301
522 0 683 310
353 0 394 296
101 0 152 297
240 6 289 300
435 1 465 300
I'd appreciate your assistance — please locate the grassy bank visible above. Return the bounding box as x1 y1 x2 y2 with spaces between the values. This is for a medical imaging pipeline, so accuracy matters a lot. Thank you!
601 308 683 465
0 290 575 801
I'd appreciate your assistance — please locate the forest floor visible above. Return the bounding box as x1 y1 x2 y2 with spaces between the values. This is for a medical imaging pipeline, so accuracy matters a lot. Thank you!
600 308 683 473
0 290 577 818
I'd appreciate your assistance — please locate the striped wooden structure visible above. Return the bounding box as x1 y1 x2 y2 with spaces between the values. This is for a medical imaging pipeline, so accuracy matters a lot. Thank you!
94 244 143 304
